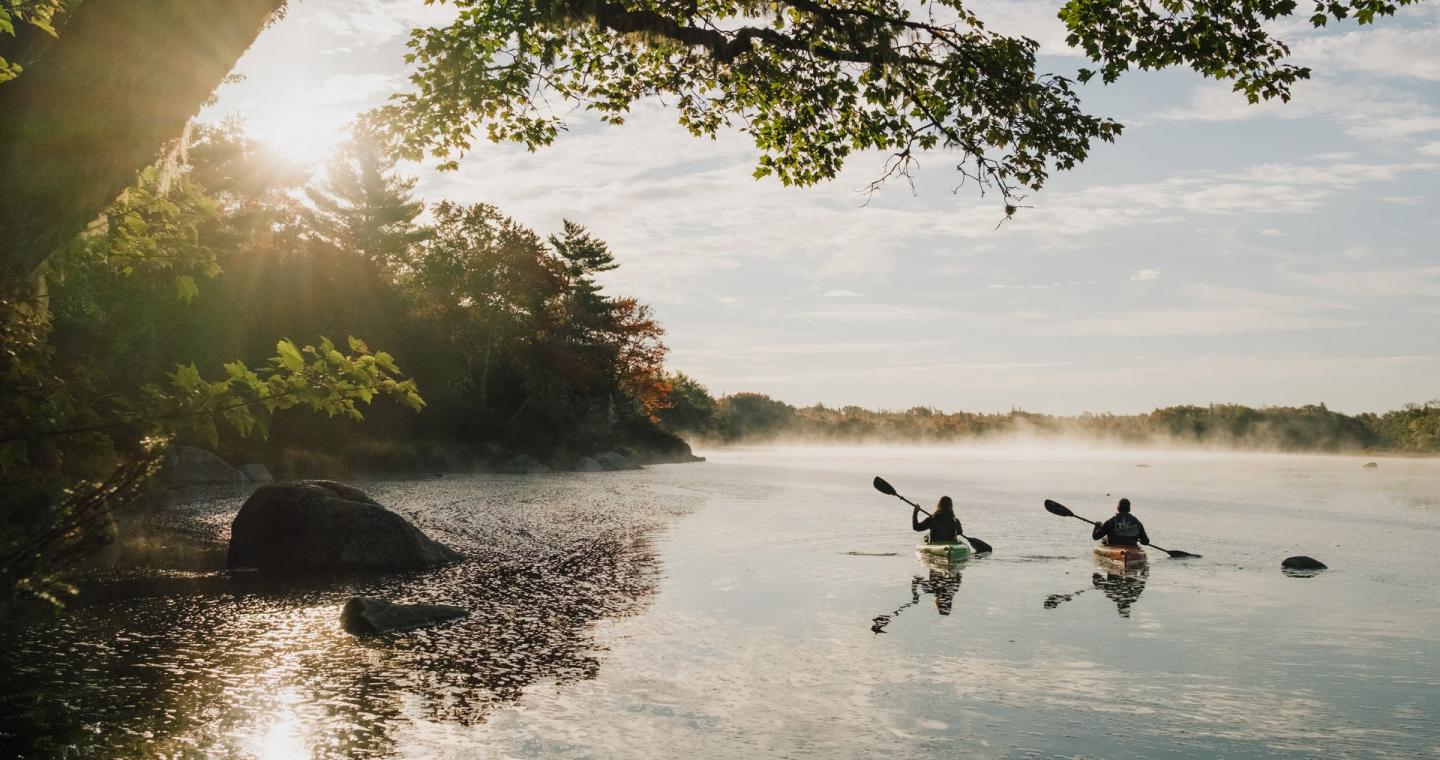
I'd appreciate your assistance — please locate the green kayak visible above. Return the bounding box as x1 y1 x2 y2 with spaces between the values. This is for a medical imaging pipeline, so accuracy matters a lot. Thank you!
915 541 972 563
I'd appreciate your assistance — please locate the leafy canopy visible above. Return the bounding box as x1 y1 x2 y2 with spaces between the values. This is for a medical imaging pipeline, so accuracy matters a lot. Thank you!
384 0 1421 208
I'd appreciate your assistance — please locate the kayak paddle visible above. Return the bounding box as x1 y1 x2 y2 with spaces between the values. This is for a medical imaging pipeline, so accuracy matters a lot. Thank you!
873 476 993 554
1043 499 1201 559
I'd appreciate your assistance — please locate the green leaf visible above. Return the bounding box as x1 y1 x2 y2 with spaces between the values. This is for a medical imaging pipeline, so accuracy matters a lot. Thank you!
275 340 305 372
174 275 200 303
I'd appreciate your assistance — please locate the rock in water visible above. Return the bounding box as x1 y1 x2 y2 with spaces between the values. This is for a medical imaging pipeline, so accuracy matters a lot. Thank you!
594 451 642 471
227 480 462 571
1362 462 1378 468
239 463 274 484
500 454 551 474
340 597 468 635
573 456 605 472
162 445 247 487
1282 556 1328 571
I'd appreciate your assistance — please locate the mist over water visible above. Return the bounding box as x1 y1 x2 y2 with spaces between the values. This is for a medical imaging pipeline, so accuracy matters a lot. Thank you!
2 445 1437 757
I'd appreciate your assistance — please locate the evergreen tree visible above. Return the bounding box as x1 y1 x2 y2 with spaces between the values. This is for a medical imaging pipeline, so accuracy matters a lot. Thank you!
305 126 429 273
548 220 617 320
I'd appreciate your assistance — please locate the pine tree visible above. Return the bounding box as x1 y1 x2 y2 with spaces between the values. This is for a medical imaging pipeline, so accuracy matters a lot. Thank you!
306 125 429 272
548 220 617 320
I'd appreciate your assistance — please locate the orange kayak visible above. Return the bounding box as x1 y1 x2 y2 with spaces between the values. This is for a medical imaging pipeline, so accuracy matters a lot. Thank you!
1093 544 1147 567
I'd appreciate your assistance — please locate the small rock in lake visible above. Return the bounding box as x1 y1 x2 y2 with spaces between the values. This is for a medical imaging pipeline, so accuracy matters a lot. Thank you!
573 456 605 472
162 445 248 487
594 451 642 471
1362 462 1378 468
1282 555 1328 573
340 597 468 635
239 463 274 484
501 454 551 474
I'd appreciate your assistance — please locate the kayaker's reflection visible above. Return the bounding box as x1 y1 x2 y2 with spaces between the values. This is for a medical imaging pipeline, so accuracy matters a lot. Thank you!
1044 567 1148 617
871 567 962 633
1092 567 1147 618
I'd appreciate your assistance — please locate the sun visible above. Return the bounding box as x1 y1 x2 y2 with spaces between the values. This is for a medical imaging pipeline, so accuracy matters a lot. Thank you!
242 102 355 165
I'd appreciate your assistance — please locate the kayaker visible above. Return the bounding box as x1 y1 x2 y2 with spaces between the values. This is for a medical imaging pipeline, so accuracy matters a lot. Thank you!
1091 498 1149 546
913 496 962 543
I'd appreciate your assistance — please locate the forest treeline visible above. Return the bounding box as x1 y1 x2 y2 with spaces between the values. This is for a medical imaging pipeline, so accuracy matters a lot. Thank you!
658 379 1440 453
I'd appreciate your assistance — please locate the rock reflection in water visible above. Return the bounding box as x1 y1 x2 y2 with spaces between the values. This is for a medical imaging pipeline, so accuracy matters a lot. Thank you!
0 477 686 758
870 565 962 633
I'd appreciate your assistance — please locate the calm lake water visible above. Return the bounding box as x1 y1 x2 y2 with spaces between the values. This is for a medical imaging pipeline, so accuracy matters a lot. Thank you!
3 446 1438 758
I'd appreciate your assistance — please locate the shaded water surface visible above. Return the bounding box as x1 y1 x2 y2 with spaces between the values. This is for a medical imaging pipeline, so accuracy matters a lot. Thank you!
3 448 1439 758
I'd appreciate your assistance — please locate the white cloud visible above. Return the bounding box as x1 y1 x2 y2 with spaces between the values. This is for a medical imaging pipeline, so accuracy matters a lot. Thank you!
302 0 458 47
309 72 403 106
821 289 862 298
1291 26 1440 82
1284 265 1440 299
988 280 1095 290
1155 79 1440 142
1378 195 1427 206
1129 268 1162 281
962 0 1077 55
1016 308 1350 337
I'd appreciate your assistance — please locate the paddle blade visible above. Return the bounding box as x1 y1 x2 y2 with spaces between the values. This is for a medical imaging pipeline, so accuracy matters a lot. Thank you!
965 536 994 555
1043 499 1074 518
872 476 897 496
1165 549 1201 559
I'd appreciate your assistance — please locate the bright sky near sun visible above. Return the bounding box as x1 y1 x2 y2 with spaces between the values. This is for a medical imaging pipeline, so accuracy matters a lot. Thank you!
203 0 1440 415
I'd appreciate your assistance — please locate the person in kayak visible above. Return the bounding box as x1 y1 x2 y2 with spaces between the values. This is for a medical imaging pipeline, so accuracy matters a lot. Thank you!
913 496 962 543
1092 498 1149 546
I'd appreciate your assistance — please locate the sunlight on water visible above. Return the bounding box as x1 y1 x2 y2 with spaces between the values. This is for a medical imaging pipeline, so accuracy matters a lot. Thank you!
1 447 1437 757
255 691 308 760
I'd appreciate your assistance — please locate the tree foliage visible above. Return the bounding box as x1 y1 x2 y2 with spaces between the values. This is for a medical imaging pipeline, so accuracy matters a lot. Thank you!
386 0 1123 206
383 0 1422 210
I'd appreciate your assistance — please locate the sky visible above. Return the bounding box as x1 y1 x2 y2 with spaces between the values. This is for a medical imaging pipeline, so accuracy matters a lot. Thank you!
203 0 1440 415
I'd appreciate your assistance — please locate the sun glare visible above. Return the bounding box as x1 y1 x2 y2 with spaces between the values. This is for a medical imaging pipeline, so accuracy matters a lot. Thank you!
244 103 353 165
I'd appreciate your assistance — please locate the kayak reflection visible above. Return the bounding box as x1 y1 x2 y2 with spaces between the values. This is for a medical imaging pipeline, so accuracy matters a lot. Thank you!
1091 566 1148 618
1043 565 1148 618
870 566 963 634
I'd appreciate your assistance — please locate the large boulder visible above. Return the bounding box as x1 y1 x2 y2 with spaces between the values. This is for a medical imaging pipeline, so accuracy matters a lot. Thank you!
500 454 551 474
594 451 642 471
340 597 468 635
162 445 247 487
227 480 461 571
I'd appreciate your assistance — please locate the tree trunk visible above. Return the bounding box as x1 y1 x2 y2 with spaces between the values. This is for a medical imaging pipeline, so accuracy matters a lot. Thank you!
0 0 286 282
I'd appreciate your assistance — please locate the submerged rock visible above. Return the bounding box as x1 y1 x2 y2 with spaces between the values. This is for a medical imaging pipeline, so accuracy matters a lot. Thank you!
340 597 468 635
594 451 642 471
227 480 462 571
573 456 605 472
1282 555 1328 573
1362 462 1378 468
239 463 274 484
501 454 551 474
162 445 247 487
